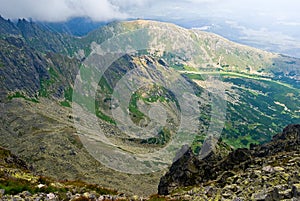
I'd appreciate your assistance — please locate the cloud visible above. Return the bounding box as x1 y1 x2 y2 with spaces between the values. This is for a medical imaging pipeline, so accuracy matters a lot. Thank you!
109 0 152 10
276 21 300 26
0 0 128 22
225 21 300 53
185 0 220 4
1 0 300 24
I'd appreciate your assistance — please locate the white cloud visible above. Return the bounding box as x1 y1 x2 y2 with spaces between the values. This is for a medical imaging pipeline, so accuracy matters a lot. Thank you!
276 21 300 26
0 0 128 22
109 0 152 9
185 0 220 4
225 21 300 52
1 0 300 58
1 0 299 25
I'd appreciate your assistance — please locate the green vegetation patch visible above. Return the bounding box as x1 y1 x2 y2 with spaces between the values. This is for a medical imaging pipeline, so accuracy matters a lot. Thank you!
96 110 116 125
0 179 66 195
0 177 118 196
38 67 62 98
183 73 204 81
8 91 39 103
129 92 148 124
141 127 171 145
60 87 73 108
60 100 71 107
183 65 198 72
185 70 300 148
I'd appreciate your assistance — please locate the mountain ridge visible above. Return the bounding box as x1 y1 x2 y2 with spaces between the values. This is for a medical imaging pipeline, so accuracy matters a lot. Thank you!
0 17 300 196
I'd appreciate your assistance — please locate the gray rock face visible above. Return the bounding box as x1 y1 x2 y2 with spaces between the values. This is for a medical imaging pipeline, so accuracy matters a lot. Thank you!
0 36 80 100
158 138 237 195
158 124 300 200
254 124 300 157
0 17 81 100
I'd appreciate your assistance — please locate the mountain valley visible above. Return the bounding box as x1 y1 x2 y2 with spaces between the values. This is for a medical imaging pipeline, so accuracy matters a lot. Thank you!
0 17 300 198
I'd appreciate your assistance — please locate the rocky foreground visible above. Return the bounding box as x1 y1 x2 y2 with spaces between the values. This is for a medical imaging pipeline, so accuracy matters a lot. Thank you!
1 124 300 200
0 146 131 201
158 124 300 200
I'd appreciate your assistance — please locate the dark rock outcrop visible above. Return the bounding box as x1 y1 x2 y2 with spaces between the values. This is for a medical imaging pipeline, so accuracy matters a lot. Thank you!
254 124 300 157
158 137 236 195
158 124 300 196
0 146 30 170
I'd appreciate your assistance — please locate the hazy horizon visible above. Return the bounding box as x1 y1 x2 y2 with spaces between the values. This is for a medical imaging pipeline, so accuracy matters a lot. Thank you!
1 0 300 57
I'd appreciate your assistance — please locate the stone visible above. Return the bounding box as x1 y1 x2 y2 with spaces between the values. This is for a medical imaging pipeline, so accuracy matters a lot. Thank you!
227 184 239 192
252 188 279 201
262 165 275 173
252 192 270 200
289 157 300 163
222 192 232 198
292 183 300 197
37 184 45 188
270 188 280 201
274 184 289 191
280 189 292 199
250 171 260 179
12 195 23 201
21 191 32 197
46 193 56 200
274 166 285 172
83 192 90 198
232 197 244 201
66 191 72 199
89 193 96 199
131 195 139 201
205 186 216 197
0 189 5 197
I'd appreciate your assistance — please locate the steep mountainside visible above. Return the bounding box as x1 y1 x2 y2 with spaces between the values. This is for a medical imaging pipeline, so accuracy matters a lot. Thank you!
0 17 300 196
158 124 300 200
80 20 300 81
85 21 300 147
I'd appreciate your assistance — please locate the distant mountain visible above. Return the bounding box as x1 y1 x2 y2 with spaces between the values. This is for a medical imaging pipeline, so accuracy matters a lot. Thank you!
37 17 107 36
174 18 300 59
0 18 299 196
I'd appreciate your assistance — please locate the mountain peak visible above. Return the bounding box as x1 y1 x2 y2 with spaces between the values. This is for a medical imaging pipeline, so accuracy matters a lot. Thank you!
123 19 178 27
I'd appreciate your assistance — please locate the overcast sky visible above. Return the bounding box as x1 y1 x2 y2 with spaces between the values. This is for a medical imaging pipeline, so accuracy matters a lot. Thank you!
1 0 300 57
1 0 299 24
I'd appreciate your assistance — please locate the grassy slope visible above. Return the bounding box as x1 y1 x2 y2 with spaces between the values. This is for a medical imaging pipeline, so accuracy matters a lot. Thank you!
182 70 300 148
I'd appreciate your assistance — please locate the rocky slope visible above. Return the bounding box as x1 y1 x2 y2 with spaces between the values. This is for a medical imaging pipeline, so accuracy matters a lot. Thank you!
0 146 134 201
81 20 300 81
1 17 299 99
158 124 300 200
1 16 300 196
